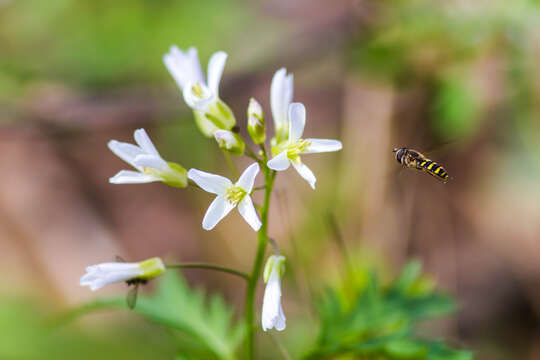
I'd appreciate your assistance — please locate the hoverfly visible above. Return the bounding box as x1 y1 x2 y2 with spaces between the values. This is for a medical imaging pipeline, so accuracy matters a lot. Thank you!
392 147 449 183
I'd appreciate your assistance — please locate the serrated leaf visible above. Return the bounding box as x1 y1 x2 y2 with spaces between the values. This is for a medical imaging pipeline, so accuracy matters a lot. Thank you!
305 262 473 360
71 272 244 360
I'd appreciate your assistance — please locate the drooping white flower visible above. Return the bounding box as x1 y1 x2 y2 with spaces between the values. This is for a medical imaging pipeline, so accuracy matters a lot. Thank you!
262 255 286 331
163 46 235 137
80 257 165 291
108 128 187 187
270 68 294 143
187 163 261 231
267 103 342 189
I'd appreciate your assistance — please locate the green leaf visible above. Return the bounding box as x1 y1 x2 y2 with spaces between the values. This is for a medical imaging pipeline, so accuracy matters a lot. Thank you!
304 262 472 360
69 272 244 360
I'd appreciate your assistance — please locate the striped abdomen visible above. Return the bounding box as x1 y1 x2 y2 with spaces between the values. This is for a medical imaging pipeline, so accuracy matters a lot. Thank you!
418 159 449 182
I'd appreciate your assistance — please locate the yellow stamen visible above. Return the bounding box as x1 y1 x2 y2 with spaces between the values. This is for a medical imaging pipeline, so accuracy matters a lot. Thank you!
225 186 246 205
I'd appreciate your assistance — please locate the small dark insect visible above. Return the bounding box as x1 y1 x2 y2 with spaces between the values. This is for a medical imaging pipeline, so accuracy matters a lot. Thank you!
392 147 449 183
125 278 147 309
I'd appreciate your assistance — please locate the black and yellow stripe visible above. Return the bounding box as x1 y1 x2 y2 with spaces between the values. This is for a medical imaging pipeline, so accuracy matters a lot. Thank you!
418 160 449 182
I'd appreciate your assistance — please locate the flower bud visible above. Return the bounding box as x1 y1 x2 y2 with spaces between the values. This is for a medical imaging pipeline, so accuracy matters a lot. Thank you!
214 129 245 155
247 98 266 144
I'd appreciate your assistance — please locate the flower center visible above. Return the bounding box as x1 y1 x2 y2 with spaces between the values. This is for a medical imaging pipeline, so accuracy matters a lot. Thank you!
142 166 157 175
286 139 310 160
191 83 207 99
225 186 247 205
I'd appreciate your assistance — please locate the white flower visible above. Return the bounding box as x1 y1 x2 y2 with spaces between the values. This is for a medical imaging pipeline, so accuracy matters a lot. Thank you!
80 257 165 291
163 46 226 111
187 163 262 231
267 103 342 189
163 46 235 137
262 255 286 331
271 68 294 143
108 129 187 187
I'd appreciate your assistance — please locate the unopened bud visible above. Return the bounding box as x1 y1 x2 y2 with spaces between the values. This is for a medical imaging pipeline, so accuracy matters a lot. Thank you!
247 98 266 144
214 129 245 155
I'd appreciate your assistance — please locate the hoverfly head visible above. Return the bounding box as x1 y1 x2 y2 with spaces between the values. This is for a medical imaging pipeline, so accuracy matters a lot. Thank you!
393 147 406 164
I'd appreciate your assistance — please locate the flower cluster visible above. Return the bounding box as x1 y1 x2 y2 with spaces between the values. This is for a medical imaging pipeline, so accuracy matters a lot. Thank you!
81 45 343 337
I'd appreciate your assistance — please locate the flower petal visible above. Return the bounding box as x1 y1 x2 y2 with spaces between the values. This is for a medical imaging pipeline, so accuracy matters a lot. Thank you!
109 170 160 184
133 129 160 157
133 154 169 172
163 46 205 91
304 139 343 154
80 262 143 291
267 151 290 171
288 102 306 142
238 196 261 231
292 161 316 189
261 270 286 331
108 140 145 169
236 163 260 193
186 46 206 85
271 68 293 131
207 51 227 96
188 168 232 195
202 195 235 230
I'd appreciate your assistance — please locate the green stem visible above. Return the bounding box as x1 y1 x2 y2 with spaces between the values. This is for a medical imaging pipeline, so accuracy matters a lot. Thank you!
244 166 276 359
166 263 249 281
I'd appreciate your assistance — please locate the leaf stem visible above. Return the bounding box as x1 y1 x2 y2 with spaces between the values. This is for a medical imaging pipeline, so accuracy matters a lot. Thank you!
166 263 249 281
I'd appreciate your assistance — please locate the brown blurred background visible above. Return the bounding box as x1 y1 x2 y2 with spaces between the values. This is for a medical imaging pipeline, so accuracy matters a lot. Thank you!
1 0 540 359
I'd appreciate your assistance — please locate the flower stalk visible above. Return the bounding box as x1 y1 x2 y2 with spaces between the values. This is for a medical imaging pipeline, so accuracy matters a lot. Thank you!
244 149 276 359
166 263 249 280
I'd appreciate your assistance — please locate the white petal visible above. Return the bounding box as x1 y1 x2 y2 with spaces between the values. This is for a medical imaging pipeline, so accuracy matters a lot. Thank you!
207 51 227 96
108 140 145 169
270 68 293 131
304 139 343 154
261 271 286 331
133 129 160 157
236 163 259 193
238 197 261 231
292 161 316 189
163 46 205 91
80 262 143 291
202 196 235 230
186 46 206 85
267 151 290 171
288 102 306 142
109 170 160 184
182 81 215 111
133 154 169 172
188 168 232 195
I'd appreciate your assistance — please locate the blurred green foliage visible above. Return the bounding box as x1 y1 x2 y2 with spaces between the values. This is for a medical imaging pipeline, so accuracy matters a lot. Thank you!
0 297 175 359
350 0 540 143
304 262 473 360
72 271 245 360
0 0 246 90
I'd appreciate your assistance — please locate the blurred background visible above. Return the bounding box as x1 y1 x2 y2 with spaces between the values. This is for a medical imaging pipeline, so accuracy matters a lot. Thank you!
1 0 540 359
